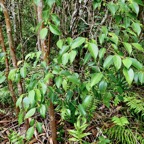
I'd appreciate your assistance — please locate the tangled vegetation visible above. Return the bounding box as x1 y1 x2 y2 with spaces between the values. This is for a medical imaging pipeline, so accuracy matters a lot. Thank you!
0 0 144 143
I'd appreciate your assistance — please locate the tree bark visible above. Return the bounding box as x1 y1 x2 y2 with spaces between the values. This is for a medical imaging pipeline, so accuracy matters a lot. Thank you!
0 26 19 116
36 1 57 143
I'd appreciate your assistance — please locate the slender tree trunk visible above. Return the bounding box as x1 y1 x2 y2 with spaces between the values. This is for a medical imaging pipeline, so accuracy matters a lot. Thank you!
36 1 57 143
0 26 19 116
0 0 23 95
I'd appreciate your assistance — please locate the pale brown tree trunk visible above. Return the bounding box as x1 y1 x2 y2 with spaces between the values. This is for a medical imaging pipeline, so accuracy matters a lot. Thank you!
0 0 23 95
0 26 19 116
36 1 57 143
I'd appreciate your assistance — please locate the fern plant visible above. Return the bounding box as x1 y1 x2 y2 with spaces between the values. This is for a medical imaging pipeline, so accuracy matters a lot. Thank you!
124 95 144 116
8 130 24 144
105 126 144 144
112 116 129 126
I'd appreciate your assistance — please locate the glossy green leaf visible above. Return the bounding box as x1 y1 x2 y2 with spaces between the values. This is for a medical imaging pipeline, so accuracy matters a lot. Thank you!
122 58 132 69
20 66 27 78
51 14 60 26
71 37 85 49
62 79 67 91
91 73 103 87
99 34 105 44
88 43 99 60
133 0 144 6
130 2 139 15
69 50 77 64
26 126 34 140
138 72 144 84
84 53 91 64
0 75 6 84
16 95 23 107
40 104 46 118
99 81 107 92
107 2 118 16
55 76 62 88
59 46 69 55
113 55 122 70
24 108 36 119
18 111 24 125
36 122 43 133
8 69 17 81
109 33 118 45
35 89 41 102
82 96 93 109
132 23 141 36
123 42 132 55
46 0 55 7
40 28 48 39
78 104 87 116
49 24 61 35
28 90 35 104
130 58 143 70
57 39 63 49
99 48 106 59
123 68 134 85
62 53 69 65
103 55 113 69
132 43 144 52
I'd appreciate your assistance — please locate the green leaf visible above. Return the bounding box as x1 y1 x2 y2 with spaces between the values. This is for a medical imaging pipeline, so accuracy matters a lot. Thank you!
35 89 41 102
69 50 77 64
109 33 118 45
130 2 139 15
138 72 144 84
40 28 48 39
91 73 103 87
82 96 93 109
122 58 132 69
62 52 69 65
36 122 43 133
113 55 122 70
26 126 34 140
67 75 80 85
28 90 35 104
57 39 63 49
62 79 67 91
99 34 105 44
103 55 113 69
59 46 69 55
23 97 30 110
18 111 24 125
46 0 55 7
88 43 99 60
133 0 144 6
51 14 60 26
78 104 87 116
0 75 6 84
123 68 134 85
8 69 17 81
99 48 106 59
107 2 118 16
112 116 129 126
84 53 91 64
16 95 23 107
71 37 85 49
99 81 107 92
55 76 62 88
123 42 132 55
132 43 144 52
20 66 27 78
24 108 36 119
130 58 143 70
132 22 141 36
49 24 61 35
40 104 46 118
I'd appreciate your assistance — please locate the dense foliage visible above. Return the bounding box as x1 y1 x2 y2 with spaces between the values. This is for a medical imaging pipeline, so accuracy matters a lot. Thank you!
0 0 144 143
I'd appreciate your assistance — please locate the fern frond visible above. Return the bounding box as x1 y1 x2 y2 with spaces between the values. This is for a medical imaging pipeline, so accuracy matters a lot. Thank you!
124 96 144 115
105 126 144 144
